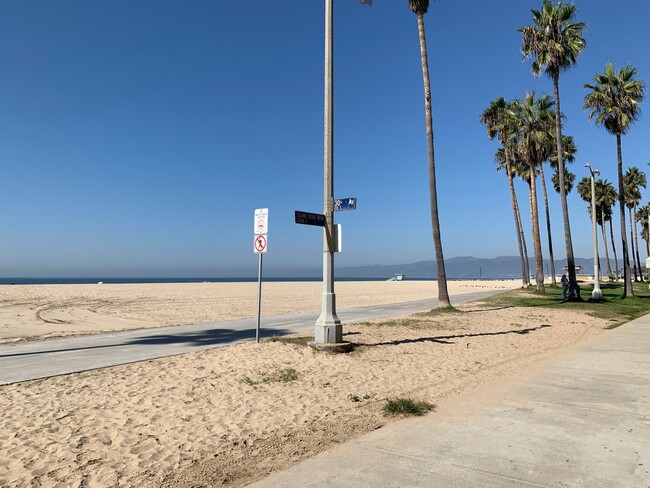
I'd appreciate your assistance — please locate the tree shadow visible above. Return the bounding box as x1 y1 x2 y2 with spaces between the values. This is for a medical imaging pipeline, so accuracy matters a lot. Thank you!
461 306 516 313
362 324 552 347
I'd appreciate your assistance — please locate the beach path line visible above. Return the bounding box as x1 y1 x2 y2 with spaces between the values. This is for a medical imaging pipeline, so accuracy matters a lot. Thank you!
0 290 502 385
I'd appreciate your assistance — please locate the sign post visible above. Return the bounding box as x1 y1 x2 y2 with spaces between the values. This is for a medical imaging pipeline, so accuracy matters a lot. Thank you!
254 208 268 343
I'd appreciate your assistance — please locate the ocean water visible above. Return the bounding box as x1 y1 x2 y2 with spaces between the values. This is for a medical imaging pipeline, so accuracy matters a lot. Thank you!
0 277 402 285
0 277 512 285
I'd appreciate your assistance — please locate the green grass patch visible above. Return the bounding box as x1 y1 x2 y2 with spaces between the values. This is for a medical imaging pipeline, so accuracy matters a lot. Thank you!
240 367 299 387
265 335 311 346
383 398 436 417
478 282 650 328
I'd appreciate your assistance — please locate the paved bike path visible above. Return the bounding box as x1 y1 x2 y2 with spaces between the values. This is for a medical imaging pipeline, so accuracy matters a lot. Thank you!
0 290 501 385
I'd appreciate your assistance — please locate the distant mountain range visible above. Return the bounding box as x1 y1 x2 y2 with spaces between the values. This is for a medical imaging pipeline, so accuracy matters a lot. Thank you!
282 256 620 280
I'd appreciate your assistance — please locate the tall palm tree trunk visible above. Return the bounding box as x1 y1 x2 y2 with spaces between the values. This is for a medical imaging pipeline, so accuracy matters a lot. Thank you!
627 208 639 281
520 212 531 285
415 12 450 308
609 218 620 280
553 75 577 293
506 158 529 287
600 212 613 278
538 164 556 285
617 134 634 296
528 166 545 291
629 209 638 281
634 203 644 281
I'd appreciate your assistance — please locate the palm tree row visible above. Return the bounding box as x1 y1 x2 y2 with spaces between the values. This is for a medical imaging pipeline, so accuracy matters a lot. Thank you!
480 0 645 299
410 0 644 303
584 63 646 296
481 93 574 291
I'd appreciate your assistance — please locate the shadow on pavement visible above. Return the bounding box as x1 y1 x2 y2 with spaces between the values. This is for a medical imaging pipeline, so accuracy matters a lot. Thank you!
0 327 289 358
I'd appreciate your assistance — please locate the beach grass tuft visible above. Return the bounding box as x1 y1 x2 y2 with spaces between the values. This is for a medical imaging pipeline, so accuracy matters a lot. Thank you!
415 306 463 317
240 367 299 387
265 335 311 346
383 398 435 416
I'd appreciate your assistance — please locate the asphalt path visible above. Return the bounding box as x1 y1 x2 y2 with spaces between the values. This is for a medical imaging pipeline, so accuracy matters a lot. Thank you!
0 290 503 385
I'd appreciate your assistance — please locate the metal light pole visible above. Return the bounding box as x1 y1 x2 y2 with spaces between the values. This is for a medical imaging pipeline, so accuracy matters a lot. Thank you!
314 0 343 346
586 163 603 300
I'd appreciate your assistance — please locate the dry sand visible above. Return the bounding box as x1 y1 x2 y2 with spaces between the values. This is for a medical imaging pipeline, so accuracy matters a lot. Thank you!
0 280 614 487
0 280 516 343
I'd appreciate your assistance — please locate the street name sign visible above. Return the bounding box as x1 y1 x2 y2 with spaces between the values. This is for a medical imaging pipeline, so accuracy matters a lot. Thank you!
254 208 269 235
295 211 326 227
334 197 357 212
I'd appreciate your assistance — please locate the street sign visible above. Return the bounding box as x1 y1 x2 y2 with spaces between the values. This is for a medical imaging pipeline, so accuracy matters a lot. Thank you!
254 208 269 235
334 197 357 212
295 211 326 227
254 234 267 254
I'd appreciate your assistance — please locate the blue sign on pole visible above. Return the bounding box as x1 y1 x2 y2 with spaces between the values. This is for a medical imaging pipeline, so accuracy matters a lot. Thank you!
334 197 357 212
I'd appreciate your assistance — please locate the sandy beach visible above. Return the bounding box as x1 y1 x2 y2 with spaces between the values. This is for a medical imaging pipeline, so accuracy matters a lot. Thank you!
0 280 516 344
0 280 614 487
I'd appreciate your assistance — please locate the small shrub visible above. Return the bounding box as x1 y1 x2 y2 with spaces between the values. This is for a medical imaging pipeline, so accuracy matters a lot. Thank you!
383 398 435 417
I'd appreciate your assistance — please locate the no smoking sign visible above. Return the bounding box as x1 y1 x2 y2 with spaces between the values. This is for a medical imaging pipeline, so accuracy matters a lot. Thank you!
254 234 267 254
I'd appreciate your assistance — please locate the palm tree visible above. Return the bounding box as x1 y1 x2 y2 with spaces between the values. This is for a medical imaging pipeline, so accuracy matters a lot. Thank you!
605 195 621 280
520 0 586 296
637 203 650 257
624 166 646 281
577 176 607 279
552 167 575 194
540 132 576 285
480 97 530 287
407 0 450 308
584 63 646 297
506 151 533 283
511 92 555 291
497 149 532 285
596 179 617 279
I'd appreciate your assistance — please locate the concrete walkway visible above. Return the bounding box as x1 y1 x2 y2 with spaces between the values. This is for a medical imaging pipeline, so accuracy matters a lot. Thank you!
0 290 500 385
250 314 650 487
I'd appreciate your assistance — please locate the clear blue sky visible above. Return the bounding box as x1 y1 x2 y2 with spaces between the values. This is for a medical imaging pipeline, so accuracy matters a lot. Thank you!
1 0 649 277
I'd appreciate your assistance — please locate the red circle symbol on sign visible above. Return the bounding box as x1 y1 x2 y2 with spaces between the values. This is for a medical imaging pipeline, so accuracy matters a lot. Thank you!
254 235 267 252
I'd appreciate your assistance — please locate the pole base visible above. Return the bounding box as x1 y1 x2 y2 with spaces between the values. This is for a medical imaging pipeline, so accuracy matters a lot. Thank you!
591 289 603 300
314 322 342 344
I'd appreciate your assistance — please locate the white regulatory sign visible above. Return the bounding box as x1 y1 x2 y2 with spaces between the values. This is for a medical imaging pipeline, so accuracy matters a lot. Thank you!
254 235 267 254
254 208 269 235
